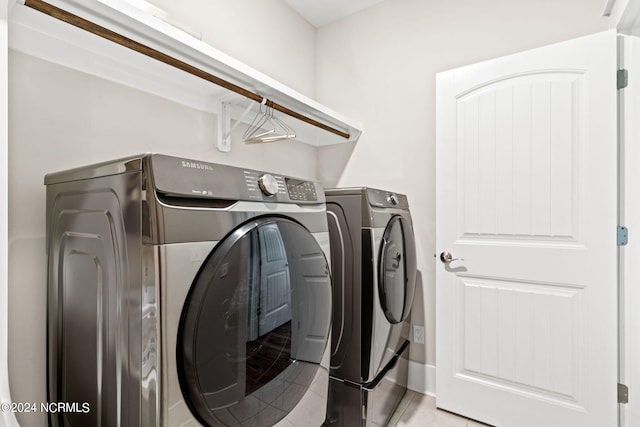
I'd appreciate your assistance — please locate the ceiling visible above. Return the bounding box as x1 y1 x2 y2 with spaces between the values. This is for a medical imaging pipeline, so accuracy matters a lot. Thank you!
284 0 386 28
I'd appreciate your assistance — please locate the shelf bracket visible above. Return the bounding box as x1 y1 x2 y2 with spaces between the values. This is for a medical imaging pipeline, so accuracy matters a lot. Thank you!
216 100 261 152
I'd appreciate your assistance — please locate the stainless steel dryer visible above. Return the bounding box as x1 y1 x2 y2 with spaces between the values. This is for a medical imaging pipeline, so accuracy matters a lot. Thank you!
45 154 332 427
324 187 416 426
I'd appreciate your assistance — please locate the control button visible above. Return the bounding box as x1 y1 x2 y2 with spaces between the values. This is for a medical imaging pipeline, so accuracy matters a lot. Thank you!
258 174 279 196
387 193 398 206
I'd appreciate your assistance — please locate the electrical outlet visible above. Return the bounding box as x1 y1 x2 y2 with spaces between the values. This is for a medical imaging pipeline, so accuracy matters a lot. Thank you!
412 325 425 344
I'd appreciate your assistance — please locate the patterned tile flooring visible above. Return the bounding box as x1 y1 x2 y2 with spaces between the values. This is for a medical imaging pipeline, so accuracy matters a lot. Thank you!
388 390 492 427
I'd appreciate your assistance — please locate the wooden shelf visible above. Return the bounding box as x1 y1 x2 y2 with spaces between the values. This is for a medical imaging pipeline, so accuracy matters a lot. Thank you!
8 0 362 147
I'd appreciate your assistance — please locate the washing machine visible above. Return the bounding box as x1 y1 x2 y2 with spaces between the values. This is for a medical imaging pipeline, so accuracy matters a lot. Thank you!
45 153 332 427
324 187 416 426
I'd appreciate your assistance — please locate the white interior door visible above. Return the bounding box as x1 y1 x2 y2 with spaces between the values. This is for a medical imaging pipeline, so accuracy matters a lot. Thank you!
258 223 292 336
436 30 618 427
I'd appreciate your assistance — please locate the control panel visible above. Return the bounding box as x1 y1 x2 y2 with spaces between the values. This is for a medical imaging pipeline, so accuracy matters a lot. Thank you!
285 178 318 201
243 171 318 201
366 188 409 209
149 155 324 204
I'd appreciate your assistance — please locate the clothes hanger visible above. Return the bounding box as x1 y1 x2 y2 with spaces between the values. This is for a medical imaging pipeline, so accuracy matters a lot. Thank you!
243 98 296 143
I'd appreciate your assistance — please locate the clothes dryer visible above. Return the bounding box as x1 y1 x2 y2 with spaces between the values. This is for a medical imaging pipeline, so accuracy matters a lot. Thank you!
324 187 416 426
45 154 332 427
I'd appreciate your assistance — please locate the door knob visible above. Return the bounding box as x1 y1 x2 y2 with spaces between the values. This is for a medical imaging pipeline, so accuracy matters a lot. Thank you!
440 251 463 264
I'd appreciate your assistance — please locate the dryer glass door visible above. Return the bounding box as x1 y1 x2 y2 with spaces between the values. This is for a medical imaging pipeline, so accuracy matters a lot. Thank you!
177 217 331 426
378 215 417 324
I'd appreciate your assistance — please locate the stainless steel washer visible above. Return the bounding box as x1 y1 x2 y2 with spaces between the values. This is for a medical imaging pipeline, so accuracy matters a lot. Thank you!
45 154 332 426
324 187 417 426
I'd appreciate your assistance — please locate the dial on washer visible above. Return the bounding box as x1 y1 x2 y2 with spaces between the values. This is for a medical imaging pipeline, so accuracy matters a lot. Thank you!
258 174 279 196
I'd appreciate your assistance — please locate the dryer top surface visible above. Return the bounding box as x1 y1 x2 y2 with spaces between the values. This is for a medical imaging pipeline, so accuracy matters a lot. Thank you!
325 187 409 210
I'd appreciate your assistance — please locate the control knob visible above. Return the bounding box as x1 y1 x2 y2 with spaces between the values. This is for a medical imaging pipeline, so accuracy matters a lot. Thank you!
387 193 398 206
258 174 279 196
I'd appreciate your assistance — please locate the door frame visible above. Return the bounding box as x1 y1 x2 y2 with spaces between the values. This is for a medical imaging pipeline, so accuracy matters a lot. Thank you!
618 33 640 427
0 1 18 426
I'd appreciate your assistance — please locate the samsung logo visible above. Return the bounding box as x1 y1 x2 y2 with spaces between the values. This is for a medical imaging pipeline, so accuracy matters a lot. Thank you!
181 161 213 171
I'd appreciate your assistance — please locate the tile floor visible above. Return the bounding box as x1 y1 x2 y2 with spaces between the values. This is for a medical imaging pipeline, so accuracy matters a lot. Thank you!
388 390 492 427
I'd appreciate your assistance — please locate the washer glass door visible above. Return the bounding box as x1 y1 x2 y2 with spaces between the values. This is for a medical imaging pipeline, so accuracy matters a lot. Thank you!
378 215 417 324
178 216 331 426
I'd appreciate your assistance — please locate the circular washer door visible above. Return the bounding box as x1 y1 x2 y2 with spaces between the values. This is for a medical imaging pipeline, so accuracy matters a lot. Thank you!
378 215 417 324
178 216 331 426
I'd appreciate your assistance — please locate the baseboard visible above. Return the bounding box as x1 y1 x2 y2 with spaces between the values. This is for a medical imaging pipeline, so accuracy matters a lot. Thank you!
407 361 436 396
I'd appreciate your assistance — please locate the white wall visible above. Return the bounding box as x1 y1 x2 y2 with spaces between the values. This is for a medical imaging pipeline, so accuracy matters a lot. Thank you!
145 0 316 98
315 0 609 387
7 2 316 426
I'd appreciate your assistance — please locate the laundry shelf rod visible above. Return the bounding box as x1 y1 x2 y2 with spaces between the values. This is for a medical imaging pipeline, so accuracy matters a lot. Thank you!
23 0 351 140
